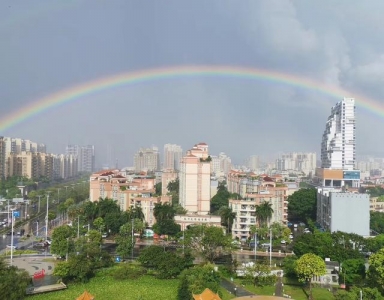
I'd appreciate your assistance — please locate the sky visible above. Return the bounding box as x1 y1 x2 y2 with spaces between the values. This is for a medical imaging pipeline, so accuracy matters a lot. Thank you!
1 0 384 168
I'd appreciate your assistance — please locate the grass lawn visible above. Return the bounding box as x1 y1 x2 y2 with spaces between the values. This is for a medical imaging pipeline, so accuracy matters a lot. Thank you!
27 273 235 300
27 275 179 300
234 278 335 300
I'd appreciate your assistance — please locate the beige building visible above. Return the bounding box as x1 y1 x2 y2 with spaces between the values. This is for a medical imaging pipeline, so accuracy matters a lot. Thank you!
179 143 211 214
134 146 160 172
163 144 182 171
161 169 178 196
0 137 5 179
8 151 54 179
90 170 170 227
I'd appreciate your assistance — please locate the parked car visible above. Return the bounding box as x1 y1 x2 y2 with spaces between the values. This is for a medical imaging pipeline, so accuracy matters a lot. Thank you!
281 240 287 244
6 244 18 250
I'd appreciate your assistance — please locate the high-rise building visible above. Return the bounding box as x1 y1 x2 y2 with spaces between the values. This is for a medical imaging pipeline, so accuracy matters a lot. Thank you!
321 98 355 170
134 146 160 172
66 145 80 157
248 155 260 171
315 98 360 188
0 137 5 179
66 144 95 173
275 152 316 176
316 98 369 236
179 143 211 214
79 145 95 173
163 144 182 171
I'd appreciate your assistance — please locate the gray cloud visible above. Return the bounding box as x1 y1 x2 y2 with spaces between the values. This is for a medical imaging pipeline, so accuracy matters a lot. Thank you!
1 0 384 167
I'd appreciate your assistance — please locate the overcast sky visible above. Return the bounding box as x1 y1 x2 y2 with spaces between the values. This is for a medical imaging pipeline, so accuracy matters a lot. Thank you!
1 0 384 168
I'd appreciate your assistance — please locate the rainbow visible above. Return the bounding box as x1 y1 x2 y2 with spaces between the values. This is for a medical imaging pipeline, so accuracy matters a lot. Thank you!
0 65 382 132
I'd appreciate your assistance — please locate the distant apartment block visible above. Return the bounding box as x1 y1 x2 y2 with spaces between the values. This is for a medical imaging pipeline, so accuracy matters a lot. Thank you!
275 152 316 176
0 137 5 179
248 155 260 171
179 143 211 214
134 146 160 172
4 137 46 154
317 188 370 236
90 170 170 227
210 152 232 177
66 144 95 173
163 144 182 171
8 152 54 180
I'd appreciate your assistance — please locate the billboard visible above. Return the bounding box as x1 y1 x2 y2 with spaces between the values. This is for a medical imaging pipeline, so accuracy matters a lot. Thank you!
343 171 360 180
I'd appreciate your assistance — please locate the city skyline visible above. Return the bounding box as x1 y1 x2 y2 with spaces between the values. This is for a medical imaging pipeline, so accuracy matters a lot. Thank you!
2 2 384 167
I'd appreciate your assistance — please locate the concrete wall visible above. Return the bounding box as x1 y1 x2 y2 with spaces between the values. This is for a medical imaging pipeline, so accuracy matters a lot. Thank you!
330 192 370 236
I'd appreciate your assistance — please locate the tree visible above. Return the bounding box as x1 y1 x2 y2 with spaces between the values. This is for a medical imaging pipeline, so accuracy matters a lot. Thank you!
0 257 31 300
340 259 366 285
370 211 384 234
93 217 105 233
154 182 162 196
153 219 181 236
210 182 233 213
184 225 232 263
51 225 74 258
295 253 326 300
138 245 193 279
367 248 384 293
218 206 236 233
244 263 275 286
255 202 273 226
287 188 317 222
177 264 221 300
116 222 135 259
153 203 175 222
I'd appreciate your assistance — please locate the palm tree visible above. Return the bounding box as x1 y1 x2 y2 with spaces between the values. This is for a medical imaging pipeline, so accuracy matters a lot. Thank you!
218 206 236 233
255 202 274 227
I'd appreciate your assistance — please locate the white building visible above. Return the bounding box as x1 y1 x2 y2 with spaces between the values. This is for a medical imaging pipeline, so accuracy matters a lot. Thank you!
248 155 260 171
134 146 160 172
321 98 356 170
163 144 182 171
275 152 316 176
179 143 211 214
317 188 370 236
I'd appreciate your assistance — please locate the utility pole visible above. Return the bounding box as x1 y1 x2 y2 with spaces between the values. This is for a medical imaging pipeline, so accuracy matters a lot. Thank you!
254 231 257 262
269 227 272 268
77 215 80 239
10 208 15 266
131 218 134 261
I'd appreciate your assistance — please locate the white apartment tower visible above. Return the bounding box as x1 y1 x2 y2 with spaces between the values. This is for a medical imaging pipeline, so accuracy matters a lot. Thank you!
66 144 95 173
134 146 160 172
248 155 260 171
179 143 211 214
163 144 182 171
321 98 356 170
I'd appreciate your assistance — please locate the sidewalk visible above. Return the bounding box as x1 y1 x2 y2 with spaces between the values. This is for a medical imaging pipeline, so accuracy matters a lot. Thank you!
220 278 255 297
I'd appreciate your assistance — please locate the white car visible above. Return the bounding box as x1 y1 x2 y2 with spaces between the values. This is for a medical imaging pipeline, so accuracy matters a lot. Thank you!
6 244 18 250
281 240 287 244
289 234 294 239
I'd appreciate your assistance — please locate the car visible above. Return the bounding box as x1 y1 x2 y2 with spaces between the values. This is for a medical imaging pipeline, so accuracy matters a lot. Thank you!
102 233 108 238
289 234 294 239
6 244 18 250
281 240 287 244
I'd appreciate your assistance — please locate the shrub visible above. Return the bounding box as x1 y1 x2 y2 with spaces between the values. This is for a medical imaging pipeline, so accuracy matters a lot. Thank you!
113 263 146 280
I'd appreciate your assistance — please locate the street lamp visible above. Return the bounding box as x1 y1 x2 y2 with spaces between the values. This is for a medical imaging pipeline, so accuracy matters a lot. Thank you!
45 192 51 241
37 195 42 213
10 208 15 266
